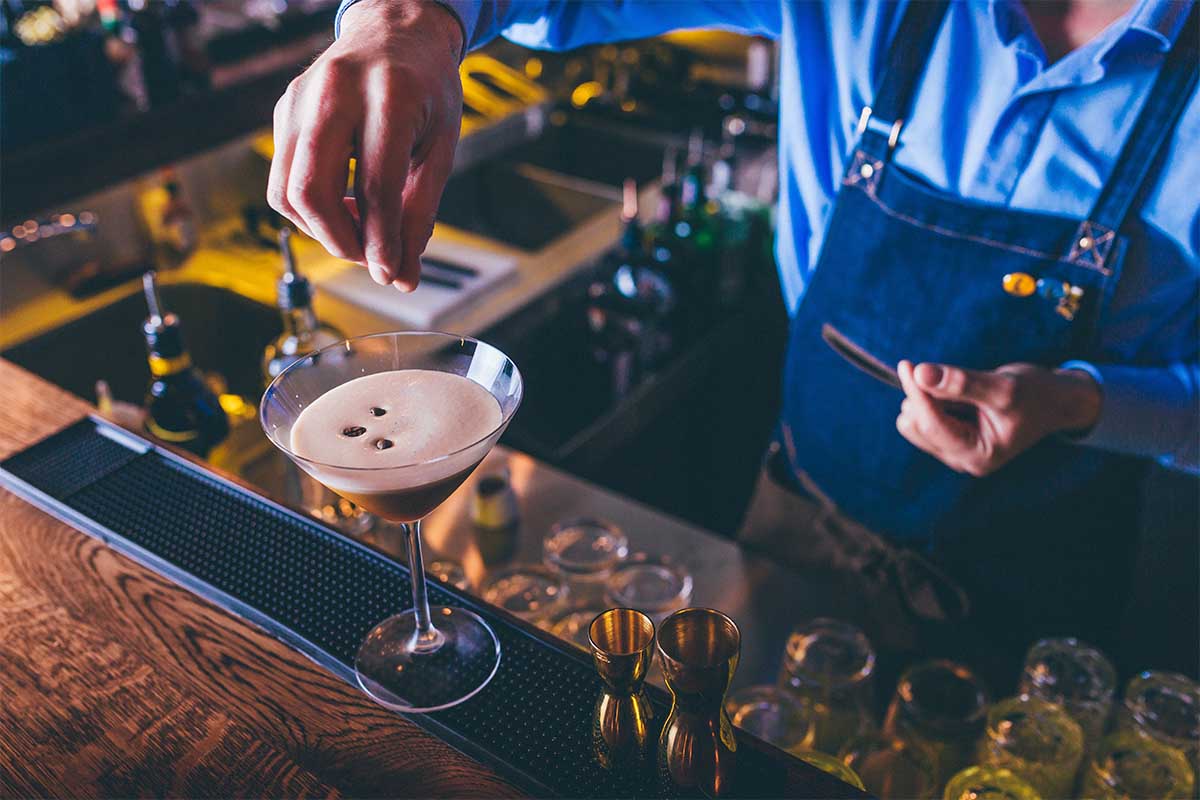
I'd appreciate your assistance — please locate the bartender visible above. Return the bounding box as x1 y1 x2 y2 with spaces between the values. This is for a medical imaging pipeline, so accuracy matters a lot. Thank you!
267 0 1198 652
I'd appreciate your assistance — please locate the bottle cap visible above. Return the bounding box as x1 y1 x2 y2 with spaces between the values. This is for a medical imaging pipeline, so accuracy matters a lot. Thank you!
470 467 519 530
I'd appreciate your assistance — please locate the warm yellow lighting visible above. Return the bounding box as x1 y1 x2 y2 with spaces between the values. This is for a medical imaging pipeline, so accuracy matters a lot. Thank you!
571 81 604 109
620 99 637 113
218 393 252 418
0 238 15 253
59 213 76 227
524 57 543 80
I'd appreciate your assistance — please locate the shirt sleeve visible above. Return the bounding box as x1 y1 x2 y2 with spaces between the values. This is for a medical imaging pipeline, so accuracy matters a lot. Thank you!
1061 360 1199 475
337 1 782 50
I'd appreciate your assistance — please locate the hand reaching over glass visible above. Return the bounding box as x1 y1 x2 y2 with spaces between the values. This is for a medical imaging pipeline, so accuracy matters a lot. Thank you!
267 0 465 291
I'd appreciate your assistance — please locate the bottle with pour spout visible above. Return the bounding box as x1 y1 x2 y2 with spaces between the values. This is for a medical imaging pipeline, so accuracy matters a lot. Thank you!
141 272 228 457
262 228 344 382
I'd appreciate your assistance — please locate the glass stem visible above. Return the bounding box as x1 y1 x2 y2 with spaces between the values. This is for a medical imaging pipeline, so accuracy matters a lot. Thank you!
404 519 444 653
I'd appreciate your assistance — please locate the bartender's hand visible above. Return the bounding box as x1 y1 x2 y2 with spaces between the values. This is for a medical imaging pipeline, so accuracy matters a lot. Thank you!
267 0 464 290
895 360 1102 477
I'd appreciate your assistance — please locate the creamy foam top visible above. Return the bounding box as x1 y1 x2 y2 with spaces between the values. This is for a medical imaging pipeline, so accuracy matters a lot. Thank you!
290 370 502 472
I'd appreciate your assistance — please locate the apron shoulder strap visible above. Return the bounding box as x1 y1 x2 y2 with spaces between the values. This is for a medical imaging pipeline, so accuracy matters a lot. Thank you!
1085 2 1198 235
857 0 951 161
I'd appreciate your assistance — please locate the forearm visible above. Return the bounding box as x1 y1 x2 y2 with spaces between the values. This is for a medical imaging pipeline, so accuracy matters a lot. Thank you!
1061 360 1199 474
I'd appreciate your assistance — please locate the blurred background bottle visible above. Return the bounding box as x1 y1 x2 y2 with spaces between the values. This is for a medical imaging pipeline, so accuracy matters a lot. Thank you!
262 228 344 382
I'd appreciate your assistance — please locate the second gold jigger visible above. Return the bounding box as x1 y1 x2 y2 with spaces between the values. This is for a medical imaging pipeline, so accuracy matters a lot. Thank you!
657 607 741 798
589 608 656 771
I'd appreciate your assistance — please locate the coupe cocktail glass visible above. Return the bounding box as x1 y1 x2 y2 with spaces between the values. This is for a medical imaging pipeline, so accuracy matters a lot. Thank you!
261 331 522 712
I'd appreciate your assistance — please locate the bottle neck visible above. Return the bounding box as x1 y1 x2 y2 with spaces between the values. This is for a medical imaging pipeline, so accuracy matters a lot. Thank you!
655 188 679 226
681 169 706 213
148 351 193 378
619 216 643 257
282 306 318 339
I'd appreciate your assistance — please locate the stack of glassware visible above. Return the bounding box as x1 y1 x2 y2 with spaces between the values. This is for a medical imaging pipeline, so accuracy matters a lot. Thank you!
718 621 1199 800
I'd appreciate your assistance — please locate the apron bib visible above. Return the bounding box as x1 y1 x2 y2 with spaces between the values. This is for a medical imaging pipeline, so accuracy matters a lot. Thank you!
773 1 1198 644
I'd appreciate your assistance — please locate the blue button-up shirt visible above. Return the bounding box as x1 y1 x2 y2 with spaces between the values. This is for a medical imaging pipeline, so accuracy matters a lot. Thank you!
338 0 1199 472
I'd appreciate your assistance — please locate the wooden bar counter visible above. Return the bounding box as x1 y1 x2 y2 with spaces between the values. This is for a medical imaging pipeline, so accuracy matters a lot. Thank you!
0 359 524 798
0 358 864 799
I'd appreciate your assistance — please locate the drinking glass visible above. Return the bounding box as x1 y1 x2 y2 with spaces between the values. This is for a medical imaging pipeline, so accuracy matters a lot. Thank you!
725 684 815 752
883 660 990 792
1119 670 1200 776
544 517 628 605
604 554 693 624
1019 637 1115 751
480 564 568 624
260 331 522 712
942 766 1041 800
839 732 937 799
1080 729 1195 799
778 617 876 754
975 695 1083 799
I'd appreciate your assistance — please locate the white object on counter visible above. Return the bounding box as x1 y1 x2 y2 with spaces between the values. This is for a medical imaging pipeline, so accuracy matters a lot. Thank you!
315 240 518 329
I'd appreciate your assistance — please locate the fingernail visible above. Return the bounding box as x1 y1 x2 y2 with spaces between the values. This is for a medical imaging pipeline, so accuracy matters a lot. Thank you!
916 363 943 388
367 263 390 286
392 278 416 293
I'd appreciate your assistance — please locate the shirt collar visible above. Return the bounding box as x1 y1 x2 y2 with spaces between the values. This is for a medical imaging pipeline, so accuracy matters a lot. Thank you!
991 0 1192 62
1103 0 1192 54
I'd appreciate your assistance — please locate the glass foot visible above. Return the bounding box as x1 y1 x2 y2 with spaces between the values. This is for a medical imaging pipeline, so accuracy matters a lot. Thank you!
355 607 501 712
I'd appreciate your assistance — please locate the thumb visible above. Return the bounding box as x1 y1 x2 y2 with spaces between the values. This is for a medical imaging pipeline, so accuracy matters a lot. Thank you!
914 363 1015 409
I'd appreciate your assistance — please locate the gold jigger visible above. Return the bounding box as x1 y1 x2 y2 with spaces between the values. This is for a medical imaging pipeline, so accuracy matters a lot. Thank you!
589 608 656 770
656 607 741 798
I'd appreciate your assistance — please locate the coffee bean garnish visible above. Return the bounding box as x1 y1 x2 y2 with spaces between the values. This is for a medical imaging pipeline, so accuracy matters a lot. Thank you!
374 438 394 450
369 407 387 417
342 426 367 437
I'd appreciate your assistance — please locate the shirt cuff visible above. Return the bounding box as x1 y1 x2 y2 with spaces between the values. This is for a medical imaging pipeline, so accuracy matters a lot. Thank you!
1060 360 1198 473
335 0 475 59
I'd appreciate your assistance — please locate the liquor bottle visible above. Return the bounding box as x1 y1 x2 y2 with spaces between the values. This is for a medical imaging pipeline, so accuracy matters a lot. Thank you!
586 179 675 397
138 168 195 270
677 128 718 260
262 228 345 382
141 272 229 457
128 0 180 107
647 145 684 272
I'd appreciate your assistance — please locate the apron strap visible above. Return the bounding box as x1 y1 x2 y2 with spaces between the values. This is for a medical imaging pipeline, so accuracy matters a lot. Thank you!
1081 2 1198 241
856 0 951 162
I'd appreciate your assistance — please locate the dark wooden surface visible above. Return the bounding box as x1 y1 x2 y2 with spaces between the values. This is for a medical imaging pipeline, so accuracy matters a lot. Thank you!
0 359 524 798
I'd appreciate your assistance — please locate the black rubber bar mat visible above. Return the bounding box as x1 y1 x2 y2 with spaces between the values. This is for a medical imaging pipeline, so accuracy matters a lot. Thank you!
1 417 862 799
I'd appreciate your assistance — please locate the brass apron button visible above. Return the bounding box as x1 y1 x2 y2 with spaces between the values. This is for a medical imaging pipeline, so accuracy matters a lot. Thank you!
1002 272 1036 297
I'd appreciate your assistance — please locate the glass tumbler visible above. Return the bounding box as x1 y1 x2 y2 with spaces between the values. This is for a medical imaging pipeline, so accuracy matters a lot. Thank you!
1018 637 1115 751
544 517 628 605
839 732 937 800
604 554 693 624
942 766 1041 800
975 695 1083 799
1080 729 1195 800
725 684 815 753
1119 670 1200 778
883 659 990 792
778 618 876 755
480 564 568 625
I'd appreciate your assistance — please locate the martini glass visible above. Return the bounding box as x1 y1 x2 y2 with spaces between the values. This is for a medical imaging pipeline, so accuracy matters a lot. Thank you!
260 331 522 712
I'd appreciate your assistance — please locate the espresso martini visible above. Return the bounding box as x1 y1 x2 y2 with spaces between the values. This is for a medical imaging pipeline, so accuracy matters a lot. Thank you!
290 369 502 521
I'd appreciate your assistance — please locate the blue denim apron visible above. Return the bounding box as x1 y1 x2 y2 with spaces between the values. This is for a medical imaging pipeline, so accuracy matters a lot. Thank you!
778 2 1198 641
